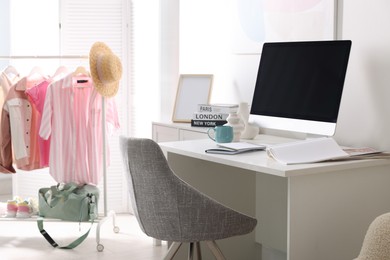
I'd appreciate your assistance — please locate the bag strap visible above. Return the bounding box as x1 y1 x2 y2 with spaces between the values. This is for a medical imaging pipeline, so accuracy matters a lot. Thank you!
51 183 79 198
37 218 94 249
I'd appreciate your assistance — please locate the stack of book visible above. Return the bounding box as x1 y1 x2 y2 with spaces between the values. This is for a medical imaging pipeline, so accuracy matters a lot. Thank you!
191 104 239 127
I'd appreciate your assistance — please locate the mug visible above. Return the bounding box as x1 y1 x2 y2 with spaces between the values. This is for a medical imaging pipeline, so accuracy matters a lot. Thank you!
207 125 234 143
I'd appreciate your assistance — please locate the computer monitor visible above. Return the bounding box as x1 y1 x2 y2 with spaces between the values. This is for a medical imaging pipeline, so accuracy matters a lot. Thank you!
249 40 352 137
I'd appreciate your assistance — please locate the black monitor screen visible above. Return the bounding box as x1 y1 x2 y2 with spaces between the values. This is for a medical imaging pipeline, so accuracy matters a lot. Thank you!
250 40 351 123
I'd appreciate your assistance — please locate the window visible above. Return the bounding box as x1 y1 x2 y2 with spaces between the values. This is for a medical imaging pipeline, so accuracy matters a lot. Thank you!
59 0 131 212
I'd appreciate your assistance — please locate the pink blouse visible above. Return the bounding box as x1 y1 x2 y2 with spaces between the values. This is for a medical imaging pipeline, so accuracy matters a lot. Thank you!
25 80 51 167
39 73 120 185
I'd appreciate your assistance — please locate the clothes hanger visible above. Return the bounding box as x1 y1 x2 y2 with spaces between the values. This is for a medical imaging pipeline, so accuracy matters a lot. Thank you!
52 66 69 81
27 66 47 82
73 66 92 86
73 66 90 77
3 65 19 78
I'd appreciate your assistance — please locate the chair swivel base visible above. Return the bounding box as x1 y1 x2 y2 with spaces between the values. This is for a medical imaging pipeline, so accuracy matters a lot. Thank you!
164 240 226 260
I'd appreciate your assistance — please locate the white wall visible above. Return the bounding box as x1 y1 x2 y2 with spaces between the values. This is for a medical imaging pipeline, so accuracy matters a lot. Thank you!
159 0 180 122
178 0 258 105
334 0 390 150
159 1 273 123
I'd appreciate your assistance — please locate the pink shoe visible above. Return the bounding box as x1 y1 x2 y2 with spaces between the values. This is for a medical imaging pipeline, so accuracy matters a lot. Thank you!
6 200 18 217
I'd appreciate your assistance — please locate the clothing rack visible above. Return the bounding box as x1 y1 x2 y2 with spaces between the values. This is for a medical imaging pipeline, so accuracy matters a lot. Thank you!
0 55 89 60
0 55 118 251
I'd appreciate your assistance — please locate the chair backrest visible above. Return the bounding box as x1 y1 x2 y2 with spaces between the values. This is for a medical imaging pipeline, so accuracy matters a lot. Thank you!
354 212 390 260
119 137 181 240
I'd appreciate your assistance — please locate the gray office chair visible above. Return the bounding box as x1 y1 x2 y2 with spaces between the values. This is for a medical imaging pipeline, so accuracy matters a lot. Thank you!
119 137 257 260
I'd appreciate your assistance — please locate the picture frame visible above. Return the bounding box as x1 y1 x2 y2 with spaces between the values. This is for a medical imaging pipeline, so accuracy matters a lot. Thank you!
172 74 213 123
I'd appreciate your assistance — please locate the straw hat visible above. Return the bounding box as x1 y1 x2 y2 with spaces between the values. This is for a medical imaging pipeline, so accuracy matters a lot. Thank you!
89 42 122 97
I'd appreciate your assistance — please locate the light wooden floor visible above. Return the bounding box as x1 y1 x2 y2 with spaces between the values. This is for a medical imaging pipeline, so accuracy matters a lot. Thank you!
0 213 168 260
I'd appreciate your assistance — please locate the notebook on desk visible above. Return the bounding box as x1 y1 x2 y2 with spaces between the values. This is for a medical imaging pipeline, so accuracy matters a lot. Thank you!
205 142 266 155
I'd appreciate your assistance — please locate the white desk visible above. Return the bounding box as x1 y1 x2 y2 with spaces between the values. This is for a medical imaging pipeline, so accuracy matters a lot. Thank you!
159 135 390 260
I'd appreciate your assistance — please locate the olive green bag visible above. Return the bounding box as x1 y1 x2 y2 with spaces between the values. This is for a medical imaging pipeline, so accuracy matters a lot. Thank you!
37 183 99 249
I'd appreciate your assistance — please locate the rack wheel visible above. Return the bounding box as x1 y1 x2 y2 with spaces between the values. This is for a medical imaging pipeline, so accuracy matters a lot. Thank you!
97 244 104 252
113 226 120 233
